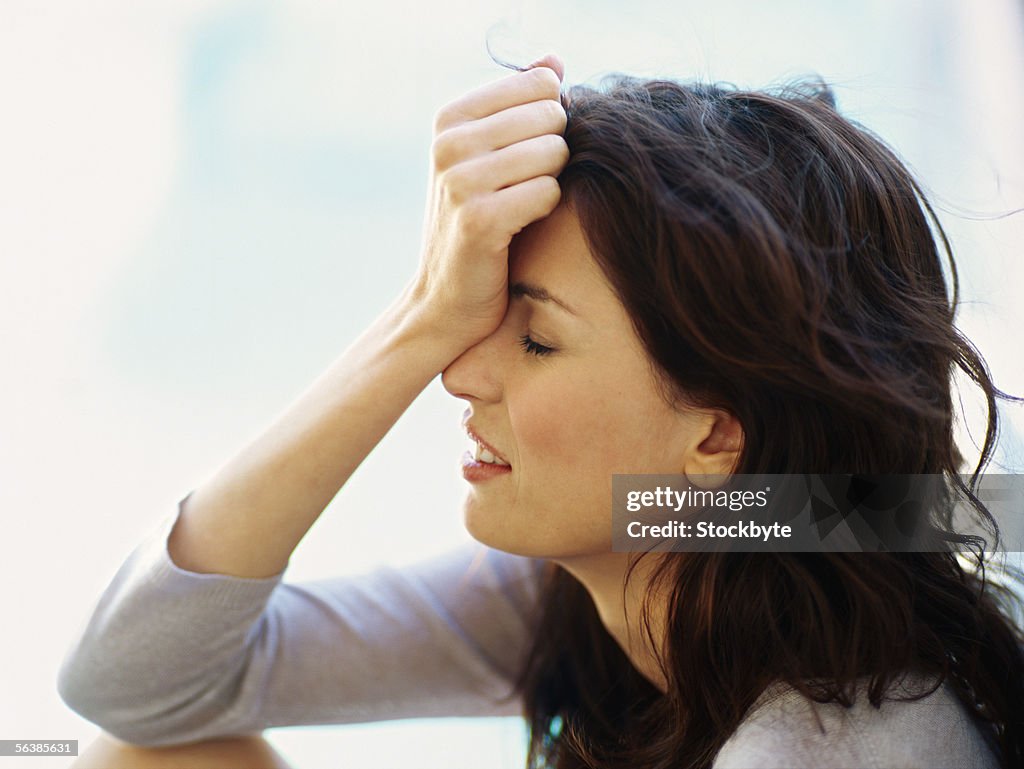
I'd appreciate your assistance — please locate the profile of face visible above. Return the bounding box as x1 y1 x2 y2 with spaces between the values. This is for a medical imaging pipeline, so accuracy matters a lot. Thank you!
441 203 742 559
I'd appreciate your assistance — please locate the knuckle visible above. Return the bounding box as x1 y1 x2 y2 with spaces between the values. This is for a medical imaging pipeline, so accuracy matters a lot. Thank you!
557 135 571 163
533 177 562 214
459 199 492 236
528 66 561 97
540 175 562 201
431 129 461 171
543 132 570 163
540 98 567 130
432 104 457 133
441 165 472 205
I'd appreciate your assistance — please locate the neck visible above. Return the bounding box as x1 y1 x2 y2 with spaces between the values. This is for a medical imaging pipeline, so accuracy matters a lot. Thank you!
551 550 672 694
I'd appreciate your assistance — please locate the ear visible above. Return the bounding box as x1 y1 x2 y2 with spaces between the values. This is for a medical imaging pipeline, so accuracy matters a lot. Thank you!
681 409 744 481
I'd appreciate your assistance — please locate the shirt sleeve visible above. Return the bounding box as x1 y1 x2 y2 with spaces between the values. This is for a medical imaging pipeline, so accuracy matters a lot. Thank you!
56 491 548 747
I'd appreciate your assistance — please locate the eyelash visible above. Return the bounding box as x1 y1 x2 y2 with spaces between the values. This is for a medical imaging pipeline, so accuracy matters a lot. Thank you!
518 334 555 357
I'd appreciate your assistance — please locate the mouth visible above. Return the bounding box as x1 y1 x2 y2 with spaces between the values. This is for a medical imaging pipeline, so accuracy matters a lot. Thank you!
463 423 511 467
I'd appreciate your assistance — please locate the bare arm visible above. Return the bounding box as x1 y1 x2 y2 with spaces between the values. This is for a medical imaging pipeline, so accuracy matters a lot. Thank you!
166 286 458 578
166 55 568 579
57 55 567 743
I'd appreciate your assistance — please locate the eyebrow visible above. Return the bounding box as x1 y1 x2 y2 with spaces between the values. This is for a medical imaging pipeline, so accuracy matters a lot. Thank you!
509 281 579 317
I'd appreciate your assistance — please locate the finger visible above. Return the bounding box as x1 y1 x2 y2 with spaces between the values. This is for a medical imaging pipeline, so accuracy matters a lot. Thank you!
438 99 566 163
477 98 567 150
525 53 565 83
471 133 571 190
491 175 563 232
435 66 562 129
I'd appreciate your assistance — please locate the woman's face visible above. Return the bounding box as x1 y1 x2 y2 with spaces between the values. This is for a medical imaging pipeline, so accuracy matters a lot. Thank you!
441 203 720 559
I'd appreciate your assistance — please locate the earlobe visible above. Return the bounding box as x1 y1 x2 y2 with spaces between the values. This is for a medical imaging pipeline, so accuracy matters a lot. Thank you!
682 410 744 480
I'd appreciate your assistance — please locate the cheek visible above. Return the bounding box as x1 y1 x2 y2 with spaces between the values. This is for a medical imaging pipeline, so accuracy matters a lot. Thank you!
507 380 578 466
510 377 636 477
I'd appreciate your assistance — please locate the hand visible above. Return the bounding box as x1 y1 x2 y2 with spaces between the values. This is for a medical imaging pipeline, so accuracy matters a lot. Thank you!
408 53 569 351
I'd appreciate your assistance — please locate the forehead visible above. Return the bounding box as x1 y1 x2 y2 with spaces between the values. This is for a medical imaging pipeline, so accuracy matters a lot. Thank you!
508 204 612 307
509 203 671 405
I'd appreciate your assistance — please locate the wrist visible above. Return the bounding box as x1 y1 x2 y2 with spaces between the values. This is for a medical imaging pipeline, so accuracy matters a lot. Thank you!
386 279 479 372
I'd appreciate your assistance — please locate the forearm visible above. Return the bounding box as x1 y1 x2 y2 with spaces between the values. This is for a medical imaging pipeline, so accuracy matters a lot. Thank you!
167 281 462 578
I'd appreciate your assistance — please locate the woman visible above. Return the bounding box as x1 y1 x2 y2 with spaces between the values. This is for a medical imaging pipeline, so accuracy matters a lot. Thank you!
60 53 1023 768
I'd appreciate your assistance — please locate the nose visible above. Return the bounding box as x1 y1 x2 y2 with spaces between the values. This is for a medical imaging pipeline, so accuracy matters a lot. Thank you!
441 328 505 404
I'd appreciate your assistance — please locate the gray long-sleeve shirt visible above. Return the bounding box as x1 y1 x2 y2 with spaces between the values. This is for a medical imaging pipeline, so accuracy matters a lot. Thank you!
57 492 1003 767
57 492 547 745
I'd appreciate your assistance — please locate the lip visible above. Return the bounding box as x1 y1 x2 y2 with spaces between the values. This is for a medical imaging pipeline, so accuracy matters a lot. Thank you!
461 451 513 482
463 420 512 467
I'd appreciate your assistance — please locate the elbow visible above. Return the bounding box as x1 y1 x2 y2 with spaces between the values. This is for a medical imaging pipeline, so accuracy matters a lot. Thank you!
56 655 145 744
57 651 107 726
56 654 193 748
56 647 253 748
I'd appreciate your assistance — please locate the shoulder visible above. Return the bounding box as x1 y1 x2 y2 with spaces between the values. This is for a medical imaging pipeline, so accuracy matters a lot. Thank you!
712 673 1001 769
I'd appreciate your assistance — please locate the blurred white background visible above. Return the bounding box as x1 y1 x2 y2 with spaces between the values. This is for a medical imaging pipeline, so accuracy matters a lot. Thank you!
1 0 1022 767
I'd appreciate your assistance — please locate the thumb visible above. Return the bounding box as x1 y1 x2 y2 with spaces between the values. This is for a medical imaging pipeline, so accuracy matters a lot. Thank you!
526 52 564 83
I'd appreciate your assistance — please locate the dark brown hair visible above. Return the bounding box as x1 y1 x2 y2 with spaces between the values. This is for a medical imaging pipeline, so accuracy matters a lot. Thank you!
496 63 1024 769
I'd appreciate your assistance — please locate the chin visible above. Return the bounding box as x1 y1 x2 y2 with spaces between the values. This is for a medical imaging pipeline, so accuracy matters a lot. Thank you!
462 508 530 555
464 510 608 559
461 493 613 556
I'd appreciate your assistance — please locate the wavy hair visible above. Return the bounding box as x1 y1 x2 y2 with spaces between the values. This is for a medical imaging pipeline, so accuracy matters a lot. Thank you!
493 62 1024 769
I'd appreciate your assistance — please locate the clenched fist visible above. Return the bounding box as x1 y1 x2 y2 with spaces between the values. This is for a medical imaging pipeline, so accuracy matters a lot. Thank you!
408 54 570 353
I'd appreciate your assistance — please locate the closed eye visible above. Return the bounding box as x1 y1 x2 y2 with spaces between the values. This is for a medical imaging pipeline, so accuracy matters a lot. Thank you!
518 334 555 357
